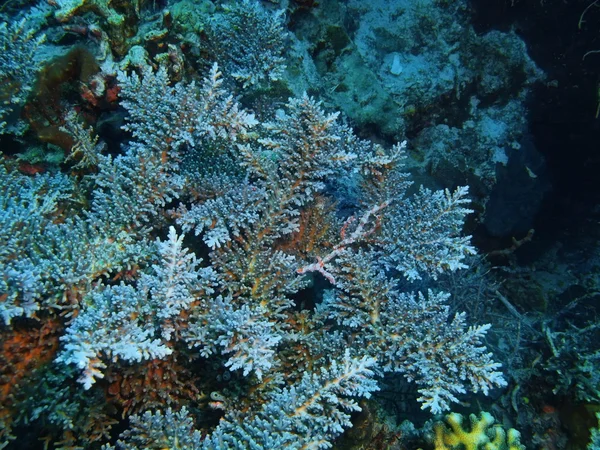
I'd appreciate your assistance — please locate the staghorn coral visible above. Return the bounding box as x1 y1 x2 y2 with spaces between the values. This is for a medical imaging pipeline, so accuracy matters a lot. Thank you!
0 16 45 135
14 364 117 449
117 62 258 152
59 70 503 444
57 226 215 389
205 0 288 88
104 406 203 450
1 19 509 445
0 140 180 327
205 351 380 449
105 355 202 417
60 109 106 170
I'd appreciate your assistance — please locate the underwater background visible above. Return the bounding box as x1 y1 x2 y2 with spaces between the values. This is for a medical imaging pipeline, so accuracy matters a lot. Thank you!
1 0 600 448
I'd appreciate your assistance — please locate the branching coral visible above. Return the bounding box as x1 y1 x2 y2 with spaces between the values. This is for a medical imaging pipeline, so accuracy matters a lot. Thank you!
1 4 509 445
0 17 45 134
206 0 288 88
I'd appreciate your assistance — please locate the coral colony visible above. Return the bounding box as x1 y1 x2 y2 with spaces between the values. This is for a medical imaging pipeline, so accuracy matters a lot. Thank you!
8 0 591 448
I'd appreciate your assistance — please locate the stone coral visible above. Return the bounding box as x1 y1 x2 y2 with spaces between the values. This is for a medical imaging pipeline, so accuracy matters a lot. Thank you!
433 411 525 450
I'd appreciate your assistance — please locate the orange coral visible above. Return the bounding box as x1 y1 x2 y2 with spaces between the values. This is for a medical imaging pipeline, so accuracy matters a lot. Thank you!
106 353 201 417
276 195 337 257
0 317 62 443
0 318 62 404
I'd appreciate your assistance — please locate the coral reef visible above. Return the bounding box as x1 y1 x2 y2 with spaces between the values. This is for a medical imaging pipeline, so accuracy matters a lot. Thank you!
3 0 595 448
0 52 507 446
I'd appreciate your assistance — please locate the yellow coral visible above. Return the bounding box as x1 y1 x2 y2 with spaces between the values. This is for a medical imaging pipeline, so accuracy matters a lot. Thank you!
433 411 525 450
